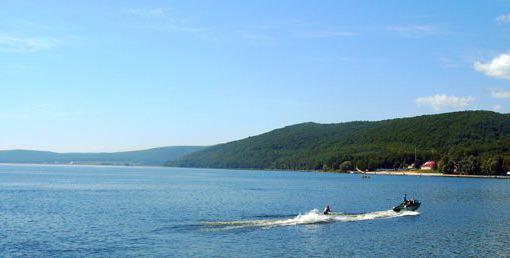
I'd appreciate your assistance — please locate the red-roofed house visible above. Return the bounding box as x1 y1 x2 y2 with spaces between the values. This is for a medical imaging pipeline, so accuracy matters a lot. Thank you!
421 161 437 170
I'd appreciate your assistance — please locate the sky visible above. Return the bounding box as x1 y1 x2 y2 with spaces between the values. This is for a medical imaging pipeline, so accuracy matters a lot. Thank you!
1 0 510 152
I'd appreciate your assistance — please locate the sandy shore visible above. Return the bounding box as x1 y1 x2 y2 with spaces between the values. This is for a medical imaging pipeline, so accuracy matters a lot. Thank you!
363 170 510 179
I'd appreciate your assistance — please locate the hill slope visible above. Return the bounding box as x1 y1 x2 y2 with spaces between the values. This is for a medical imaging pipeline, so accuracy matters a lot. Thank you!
0 146 205 166
169 111 510 171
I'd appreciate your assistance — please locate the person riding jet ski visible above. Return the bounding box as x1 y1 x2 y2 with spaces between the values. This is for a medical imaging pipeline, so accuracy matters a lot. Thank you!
323 205 331 215
393 194 421 212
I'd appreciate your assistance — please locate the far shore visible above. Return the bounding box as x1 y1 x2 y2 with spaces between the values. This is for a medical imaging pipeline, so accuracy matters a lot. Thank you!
1 162 509 179
0 162 163 169
360 170 510 179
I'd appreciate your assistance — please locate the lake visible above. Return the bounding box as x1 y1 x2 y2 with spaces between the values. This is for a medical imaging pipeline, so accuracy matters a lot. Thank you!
0 164 509 257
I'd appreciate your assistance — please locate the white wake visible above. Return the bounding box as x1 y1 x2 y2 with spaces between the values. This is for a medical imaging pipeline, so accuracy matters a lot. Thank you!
203 209 419 230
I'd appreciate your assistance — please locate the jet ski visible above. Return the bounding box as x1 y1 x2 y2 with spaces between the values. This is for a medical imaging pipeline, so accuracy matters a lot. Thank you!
323 211 343 216
393 199 421 212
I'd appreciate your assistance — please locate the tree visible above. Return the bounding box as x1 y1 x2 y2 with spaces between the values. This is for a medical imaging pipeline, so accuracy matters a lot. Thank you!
355 160 368 171
439 156 456 174
458 155 480 175
331 162 339 170
338 161 354 172
481 156 504 175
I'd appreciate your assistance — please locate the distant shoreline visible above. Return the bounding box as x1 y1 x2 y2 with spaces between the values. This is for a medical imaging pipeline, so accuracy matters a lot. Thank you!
361 170 510 179
1 162 509 179
0 162 164 169
232 168 510 179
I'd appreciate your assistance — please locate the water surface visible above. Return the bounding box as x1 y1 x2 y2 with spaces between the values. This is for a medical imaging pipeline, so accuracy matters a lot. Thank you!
0 164 508 257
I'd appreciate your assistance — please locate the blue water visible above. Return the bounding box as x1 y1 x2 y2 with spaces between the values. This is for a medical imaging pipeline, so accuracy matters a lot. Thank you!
0 164 509 257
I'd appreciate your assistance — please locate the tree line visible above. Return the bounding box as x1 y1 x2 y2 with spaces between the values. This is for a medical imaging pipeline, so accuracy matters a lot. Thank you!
170 111 510 175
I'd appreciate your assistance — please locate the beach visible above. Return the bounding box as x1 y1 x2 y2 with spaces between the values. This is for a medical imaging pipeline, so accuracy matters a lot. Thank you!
364 170 510 179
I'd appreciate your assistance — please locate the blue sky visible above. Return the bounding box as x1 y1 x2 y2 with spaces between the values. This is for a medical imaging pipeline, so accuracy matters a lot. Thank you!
1 0 510 152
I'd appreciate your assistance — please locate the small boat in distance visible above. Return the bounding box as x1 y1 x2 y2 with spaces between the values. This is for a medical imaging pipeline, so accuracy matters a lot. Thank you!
393 194 421 212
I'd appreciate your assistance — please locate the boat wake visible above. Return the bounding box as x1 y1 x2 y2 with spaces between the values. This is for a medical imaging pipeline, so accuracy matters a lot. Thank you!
202 209 419 230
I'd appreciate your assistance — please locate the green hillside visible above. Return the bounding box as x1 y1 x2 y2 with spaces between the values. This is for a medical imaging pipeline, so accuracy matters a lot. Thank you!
0 146 205 166
169 111 510 174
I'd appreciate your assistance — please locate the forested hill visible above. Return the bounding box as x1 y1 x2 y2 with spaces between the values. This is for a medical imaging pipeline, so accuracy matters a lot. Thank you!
0 146 205 166
169 111 510 173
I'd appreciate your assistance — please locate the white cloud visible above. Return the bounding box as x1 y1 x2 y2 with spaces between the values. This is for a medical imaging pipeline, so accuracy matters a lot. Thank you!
474 53 510 79
386 25 443 37
0 35 60 53
123 7 171 18
415 94 475 110
491 89 510 99
493 105 503 112
495 14 510 24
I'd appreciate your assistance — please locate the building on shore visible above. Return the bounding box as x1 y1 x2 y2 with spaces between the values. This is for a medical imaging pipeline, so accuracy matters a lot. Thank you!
421 161 437 170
